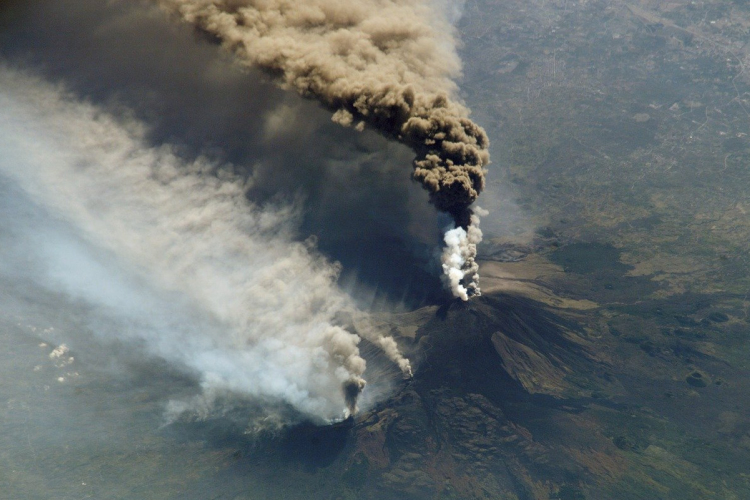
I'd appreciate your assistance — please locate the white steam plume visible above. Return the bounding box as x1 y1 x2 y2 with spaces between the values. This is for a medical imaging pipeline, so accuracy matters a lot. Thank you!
350 312 412 377
0 65 409 422
441 208 487 301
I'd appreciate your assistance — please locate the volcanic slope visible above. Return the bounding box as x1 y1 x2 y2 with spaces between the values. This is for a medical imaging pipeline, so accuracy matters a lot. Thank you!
172 268 750 500
345 293 612 500
170 288 630 500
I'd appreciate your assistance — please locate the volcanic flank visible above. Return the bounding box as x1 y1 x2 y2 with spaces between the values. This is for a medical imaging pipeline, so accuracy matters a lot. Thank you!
156 0 491 299
199 290 615 499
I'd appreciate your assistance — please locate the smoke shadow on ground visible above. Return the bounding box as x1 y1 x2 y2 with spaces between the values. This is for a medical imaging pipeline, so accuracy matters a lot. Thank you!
0 0 446 308
276 419 353 470
164 412 354 471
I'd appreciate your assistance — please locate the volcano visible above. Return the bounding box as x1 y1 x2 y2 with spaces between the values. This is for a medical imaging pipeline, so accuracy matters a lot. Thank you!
190 283 626 500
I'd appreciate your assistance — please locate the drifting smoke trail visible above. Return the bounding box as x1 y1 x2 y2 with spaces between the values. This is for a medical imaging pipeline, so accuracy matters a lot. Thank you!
156 0 490 299
0 65 410 421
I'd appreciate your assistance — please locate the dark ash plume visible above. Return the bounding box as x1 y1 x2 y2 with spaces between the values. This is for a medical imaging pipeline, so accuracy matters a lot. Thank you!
343 377 366 415
156 0 490 298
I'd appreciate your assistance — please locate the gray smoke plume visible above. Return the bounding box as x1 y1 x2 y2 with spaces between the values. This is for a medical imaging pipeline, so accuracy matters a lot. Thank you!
156 0 490 299
0 65 411 422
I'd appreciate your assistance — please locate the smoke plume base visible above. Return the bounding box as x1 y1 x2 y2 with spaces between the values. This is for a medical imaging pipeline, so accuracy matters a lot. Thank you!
441 208 486 301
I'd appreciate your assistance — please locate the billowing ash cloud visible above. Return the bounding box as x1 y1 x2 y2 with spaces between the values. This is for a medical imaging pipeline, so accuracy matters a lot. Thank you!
156 0 490 298
0 65 410 422
0 0 451 308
